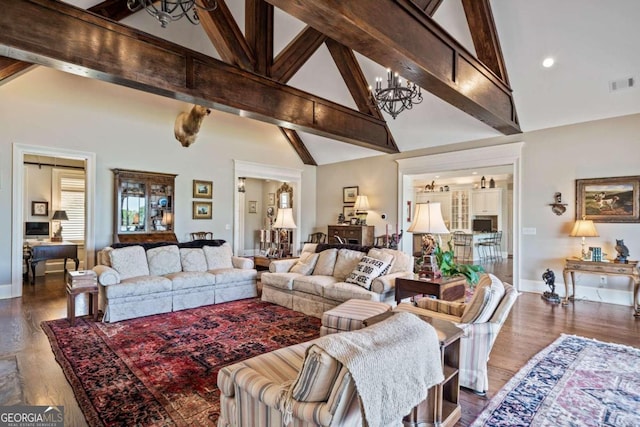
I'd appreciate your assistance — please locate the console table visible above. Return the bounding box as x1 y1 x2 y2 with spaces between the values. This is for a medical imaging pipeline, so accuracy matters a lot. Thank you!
25 241 79 285
395 276 467 305
327 225 374 245
563 258 640 317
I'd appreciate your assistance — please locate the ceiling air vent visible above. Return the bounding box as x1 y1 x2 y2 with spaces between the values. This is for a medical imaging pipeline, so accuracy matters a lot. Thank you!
609 76 636 92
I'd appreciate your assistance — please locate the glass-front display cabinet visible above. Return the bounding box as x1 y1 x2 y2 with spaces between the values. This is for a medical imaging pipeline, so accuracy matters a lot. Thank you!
113 169 178 243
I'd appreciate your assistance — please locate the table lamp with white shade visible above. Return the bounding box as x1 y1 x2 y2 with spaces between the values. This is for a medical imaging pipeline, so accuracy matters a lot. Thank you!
353 195 370 225
407 202 450 278
569 217 599 260
273 208 297 257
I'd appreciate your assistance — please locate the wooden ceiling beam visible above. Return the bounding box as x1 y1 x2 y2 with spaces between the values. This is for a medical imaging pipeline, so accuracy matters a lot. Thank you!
265 0 521 135
279 128 317 166
461 0 509 84
197 0 255 70
412 0 444 16
0 0 397 153
245 0 274 76
0 0 135 84
271 26 326 83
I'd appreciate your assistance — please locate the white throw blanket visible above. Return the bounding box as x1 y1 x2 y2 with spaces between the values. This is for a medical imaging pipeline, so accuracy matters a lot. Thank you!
313 312 444 427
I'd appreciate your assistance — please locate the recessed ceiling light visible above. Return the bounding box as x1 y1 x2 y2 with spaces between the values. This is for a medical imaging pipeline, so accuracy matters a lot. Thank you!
472 172 478 175
542 57 555 68
435 175 440 178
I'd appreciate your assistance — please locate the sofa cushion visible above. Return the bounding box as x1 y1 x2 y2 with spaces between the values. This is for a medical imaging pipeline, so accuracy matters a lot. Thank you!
294 275 338 297
313 249 338 276
203 245 234 270
147 245 182 276
180 248 208 272
109 246 150 280
379 248 413 274
261 272 301 291
345 256 392 290
290 252 320 275
460 274 504 323
324 282 379 303
333 249 365 282
104 275 172 299
291 344 341 402
211 268 257 285
167 271 216 290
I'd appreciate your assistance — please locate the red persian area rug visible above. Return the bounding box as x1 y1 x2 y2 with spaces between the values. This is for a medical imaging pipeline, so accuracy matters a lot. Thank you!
471 334 640 427
41 298 321 426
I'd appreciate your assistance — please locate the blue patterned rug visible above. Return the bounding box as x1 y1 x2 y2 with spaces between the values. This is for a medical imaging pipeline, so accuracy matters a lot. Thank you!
471 334 640 427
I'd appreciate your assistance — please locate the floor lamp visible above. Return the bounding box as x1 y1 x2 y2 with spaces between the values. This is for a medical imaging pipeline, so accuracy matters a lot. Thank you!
273 208 297 257
407 202 450 279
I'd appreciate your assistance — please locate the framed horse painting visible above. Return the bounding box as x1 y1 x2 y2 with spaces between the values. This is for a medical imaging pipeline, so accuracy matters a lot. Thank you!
576 176 640 223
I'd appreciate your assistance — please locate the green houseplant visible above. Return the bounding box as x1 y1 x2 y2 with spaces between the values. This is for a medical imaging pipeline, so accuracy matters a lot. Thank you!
434 240 484 286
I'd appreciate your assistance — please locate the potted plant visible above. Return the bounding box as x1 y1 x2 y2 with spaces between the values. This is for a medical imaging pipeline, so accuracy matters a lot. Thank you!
434 240 484 286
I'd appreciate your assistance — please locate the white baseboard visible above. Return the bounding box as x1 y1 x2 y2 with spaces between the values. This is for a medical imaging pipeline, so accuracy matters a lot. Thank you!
519 279 635 307
0 283 12 299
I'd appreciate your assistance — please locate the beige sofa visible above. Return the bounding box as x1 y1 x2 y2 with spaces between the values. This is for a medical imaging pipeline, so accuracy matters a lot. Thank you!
261 243 414 317
93 242 257 322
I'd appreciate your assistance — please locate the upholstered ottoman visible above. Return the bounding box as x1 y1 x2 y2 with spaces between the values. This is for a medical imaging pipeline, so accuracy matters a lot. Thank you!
320 298 392 336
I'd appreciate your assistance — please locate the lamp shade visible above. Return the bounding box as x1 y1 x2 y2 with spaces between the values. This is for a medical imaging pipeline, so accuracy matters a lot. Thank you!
51 210 69 221
273 208 297 229
353 195 370 212
407 202 449 235
569 219 599 237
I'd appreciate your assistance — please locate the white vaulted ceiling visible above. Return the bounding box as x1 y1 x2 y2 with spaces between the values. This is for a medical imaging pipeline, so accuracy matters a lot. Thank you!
62 0 640 164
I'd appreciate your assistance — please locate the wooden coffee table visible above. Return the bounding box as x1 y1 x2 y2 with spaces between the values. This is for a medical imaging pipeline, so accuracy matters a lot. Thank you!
254 256 296 271
395 276 467 305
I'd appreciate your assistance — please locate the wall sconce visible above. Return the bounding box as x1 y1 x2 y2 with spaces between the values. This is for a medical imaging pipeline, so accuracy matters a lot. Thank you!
549 192 567 215
237 177 246 193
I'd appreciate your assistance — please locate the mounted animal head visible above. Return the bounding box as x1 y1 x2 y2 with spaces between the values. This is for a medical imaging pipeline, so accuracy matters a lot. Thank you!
174 104 211 147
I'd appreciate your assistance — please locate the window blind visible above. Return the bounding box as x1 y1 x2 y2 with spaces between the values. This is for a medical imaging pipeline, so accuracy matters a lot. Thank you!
59 175 85 241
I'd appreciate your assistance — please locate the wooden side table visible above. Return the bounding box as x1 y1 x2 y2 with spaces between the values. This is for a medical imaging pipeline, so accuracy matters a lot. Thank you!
395 276 467 305
66 284 99 326
365 312 463 427
563 258 640 317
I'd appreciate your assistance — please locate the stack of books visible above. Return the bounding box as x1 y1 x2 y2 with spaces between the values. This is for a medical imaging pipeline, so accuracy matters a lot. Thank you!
67 270 97 288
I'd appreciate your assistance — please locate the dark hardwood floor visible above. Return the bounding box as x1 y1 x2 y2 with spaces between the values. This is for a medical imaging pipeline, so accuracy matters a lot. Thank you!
1 267 638 426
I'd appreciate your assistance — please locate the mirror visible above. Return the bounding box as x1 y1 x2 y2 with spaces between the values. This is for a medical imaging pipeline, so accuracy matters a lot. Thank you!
277 183 293 209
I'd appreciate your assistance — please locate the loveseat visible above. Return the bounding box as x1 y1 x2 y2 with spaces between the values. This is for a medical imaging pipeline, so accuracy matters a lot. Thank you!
261 243 414 318
217 311 442 427
93 241 257 322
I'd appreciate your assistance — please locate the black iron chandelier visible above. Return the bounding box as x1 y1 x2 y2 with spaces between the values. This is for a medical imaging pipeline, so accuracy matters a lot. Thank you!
127 0 218 28
370 69 423 119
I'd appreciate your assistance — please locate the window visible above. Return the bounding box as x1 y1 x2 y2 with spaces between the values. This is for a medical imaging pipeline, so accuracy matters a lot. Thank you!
52 169 85 242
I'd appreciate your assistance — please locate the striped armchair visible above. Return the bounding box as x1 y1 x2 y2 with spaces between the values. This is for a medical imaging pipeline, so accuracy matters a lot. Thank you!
396 273 518 395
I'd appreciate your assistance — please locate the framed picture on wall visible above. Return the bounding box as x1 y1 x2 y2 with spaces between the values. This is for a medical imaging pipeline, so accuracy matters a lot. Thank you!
576 176 640 223
193 180 213 199
248 200 257 213
31 201 49 216
268 193 275 205
193 201 212 219
343 205 356 220
343 186 359 204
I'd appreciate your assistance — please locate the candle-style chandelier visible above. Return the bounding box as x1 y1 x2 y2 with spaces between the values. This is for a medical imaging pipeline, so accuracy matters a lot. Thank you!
370 68 423 119
127 0 218 28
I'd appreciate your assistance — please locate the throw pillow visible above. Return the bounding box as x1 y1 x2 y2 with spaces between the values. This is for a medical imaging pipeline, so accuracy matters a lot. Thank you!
179 248 208 272
367 248 395 275
460 274 502 323
147 245 182 276
109 246 149 280
203 245 233 270
290 252 320 275
333 249 365 281
345 255 391 290
472 274 506 323
313 249 338 276
291 345 341 402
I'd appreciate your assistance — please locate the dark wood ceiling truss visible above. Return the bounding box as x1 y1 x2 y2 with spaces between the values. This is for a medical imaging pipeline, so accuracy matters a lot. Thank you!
264 0 521 134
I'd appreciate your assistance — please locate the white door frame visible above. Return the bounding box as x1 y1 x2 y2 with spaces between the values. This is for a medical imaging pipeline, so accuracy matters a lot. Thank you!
5 143 96 299
233 160 302 256
396 142 524 290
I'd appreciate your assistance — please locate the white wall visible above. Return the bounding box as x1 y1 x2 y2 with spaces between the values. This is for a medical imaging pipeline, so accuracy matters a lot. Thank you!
317 113 640 307
0 67 315 286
